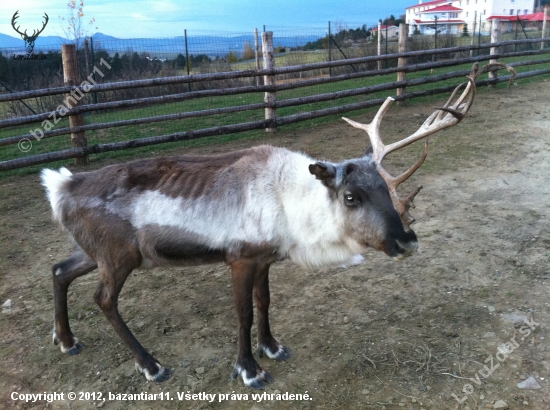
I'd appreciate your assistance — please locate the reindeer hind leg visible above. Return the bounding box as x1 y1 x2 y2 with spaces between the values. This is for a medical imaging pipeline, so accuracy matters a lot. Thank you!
93 253 172 382
52 248 97 355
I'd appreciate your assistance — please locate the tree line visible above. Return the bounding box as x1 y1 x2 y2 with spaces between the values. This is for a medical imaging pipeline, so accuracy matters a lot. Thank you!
0 49 222 93
301 16 406 50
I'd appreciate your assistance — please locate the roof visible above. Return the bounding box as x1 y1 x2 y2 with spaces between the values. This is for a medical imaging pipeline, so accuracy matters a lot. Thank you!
420 4 462 13
486 15 521 21
414 19 464 24
487 12 548 22
370 25 399 31
523 11 549 21
405 0 447 10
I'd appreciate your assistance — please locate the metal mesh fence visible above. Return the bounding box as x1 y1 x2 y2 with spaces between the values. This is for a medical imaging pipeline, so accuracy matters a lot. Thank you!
0 25 343 162
1 22 548 169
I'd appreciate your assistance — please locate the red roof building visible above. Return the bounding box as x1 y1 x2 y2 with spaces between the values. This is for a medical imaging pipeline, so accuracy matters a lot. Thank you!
405 1 537 36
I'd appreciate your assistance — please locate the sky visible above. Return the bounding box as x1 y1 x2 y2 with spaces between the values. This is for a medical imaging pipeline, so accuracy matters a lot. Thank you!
0 0 413 40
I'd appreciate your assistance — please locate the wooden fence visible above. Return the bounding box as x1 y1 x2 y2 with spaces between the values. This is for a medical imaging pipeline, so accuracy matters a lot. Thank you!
1 21 550 172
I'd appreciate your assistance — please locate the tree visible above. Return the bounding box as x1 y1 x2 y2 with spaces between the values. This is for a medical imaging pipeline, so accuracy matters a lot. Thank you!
382 15 396 26
111 52 122 75
226 51 238 63
175 53 186 69
461 24 470 37
242 41 255 60
381 14 405 27
302 36 327 50
59 0 98 49
131 52 142 73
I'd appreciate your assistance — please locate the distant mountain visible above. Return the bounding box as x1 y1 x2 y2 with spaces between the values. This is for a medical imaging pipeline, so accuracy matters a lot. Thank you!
89 33 322 59
0 32 68 53
0 31 322 58
0 33 22 48
89 33 120 42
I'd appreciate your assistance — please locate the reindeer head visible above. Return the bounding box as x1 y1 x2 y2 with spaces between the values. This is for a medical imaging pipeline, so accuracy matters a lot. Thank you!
342 63 515 235
11 11 49 55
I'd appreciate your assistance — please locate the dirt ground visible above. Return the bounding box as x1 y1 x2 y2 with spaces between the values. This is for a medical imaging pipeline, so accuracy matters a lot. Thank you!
1 79 549 410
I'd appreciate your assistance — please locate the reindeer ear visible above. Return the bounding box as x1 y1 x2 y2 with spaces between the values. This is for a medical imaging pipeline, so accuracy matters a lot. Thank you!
309 162 336 181
344 163 358 176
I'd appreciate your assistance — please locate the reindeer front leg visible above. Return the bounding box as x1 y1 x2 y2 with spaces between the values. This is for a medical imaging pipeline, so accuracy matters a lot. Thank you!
230 260 274 389
254 264 292 362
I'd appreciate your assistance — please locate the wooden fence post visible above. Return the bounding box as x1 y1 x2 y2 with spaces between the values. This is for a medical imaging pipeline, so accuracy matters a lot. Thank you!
489 19 500 87
470 12 477 57
62 44 89 165
254 28 261 86
542 6 548 50
262 31 276 132
377 21 382 70
397 23 408 104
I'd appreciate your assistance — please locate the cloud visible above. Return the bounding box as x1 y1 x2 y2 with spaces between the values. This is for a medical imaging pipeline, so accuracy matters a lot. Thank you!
131 14 154 21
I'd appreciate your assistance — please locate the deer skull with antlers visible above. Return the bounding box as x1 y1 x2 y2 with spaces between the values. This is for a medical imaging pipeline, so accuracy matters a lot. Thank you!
11 11 49 55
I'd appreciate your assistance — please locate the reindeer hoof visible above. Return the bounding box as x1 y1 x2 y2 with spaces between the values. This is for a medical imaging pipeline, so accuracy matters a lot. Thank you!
135 362 172 382
66 341 85 356
233 364 274 389
247 372 273 389
258 344 292 361
54 332 84 355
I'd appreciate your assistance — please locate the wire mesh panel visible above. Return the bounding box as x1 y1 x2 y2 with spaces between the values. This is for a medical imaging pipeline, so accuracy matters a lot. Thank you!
1 23 549 171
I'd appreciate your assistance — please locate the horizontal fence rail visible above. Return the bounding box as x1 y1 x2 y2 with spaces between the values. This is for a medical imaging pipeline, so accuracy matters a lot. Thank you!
3 48 550 133
1 37 549 105
1 28 549 172
0 73 529 172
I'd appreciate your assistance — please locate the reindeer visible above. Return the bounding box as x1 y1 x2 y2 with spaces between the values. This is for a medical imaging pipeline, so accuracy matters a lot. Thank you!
11 11 49 55
41 63 511 388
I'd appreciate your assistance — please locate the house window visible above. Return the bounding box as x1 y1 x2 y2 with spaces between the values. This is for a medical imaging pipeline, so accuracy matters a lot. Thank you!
510 9 514 15
466 0 469 4
524 9 528 14
484 10 486 15
466 12 469 17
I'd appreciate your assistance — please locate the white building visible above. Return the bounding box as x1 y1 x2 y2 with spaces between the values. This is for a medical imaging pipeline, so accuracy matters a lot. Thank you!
405 0 535 36
369 25 400 39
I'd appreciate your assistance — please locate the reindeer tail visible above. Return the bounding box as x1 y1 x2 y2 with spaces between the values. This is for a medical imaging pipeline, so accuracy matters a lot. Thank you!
41 167 73 223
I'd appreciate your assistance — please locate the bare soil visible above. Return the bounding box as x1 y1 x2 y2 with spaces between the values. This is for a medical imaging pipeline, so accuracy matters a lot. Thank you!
1 80 549 410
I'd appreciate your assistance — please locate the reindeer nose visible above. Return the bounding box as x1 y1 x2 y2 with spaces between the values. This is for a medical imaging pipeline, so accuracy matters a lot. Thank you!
382 227 417 260
393 238 418 260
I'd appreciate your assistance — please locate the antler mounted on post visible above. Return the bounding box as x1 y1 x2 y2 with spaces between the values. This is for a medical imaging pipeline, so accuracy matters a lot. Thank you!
343 62 515 232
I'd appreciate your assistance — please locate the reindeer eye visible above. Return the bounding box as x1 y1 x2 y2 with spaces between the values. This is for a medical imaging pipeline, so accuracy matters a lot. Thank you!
344 193 357 205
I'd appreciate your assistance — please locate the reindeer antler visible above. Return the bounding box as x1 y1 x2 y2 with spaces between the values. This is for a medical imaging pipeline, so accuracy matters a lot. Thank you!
11 11 49 40
11 11 26 38
343 62 516 232
32 13 49 38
